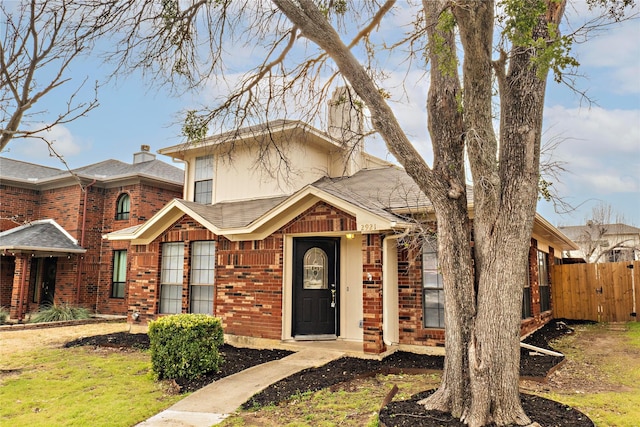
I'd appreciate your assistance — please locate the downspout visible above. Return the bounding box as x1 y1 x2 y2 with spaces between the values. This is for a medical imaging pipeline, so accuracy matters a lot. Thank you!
382 224 412 346
76 179 96 304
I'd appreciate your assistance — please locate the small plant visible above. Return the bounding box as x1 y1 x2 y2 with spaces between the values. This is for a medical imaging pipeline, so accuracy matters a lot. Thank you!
0 306 9 324
148 313 224 381
29 303 90 323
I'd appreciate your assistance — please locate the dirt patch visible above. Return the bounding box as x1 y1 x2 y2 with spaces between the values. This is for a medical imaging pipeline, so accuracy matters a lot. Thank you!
521 323 634 395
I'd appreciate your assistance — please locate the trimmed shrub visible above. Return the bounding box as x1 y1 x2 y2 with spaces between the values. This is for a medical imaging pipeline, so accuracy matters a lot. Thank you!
0 306 8 324
30 303 90 323
148 314 224 380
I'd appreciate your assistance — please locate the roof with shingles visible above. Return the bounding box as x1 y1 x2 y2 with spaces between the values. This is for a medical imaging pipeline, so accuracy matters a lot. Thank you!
0 158 64 180
0 219 86 253
180 166 428 229
179 196 290 229
0 157 183 185
559 223 640 241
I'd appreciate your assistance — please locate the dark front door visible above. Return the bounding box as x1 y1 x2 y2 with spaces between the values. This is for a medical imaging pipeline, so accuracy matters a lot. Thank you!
40 258 57 306
293 237 339 337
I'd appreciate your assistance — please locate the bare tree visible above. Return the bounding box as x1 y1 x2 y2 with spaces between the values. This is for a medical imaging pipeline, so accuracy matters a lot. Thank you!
0 0 115 158
98 0 635 425
562 202 639 263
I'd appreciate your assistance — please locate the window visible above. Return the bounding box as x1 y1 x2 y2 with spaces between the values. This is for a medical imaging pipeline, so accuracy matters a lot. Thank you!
522 257 532 319
194 155 213 204
538 250 550 312
160 243 184 313
112 250 127 298
116 193 130 220
190 241 215 314
303 247 328 289
423 239 445 328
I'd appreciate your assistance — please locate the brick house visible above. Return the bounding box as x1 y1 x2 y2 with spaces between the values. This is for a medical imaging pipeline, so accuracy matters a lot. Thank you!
104 89 578 355
0 146 183 320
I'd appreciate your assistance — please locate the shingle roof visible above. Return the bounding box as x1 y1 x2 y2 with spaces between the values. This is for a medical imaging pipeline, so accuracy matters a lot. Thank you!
559 223 640 240
0 158 65 180
0 157 183 185
558 224 640 242
72 159 184 183
313 166 432 212
180 196 290 229
175 166 435 230
0 219 86 253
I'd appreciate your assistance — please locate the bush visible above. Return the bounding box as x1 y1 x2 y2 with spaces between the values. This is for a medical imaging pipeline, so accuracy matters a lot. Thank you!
0 306 8 324
30 303 90 323
148 314 224 380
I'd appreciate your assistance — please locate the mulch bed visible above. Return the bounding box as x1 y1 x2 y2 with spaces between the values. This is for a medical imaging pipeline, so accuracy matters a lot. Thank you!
379 390 594 426
65 318 593 426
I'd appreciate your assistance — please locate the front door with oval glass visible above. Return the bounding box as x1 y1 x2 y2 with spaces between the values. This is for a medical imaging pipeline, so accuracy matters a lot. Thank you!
293 237 339 338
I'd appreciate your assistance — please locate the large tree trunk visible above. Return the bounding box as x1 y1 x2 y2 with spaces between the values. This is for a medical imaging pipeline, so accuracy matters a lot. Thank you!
416 1 562 426
275 0 563 425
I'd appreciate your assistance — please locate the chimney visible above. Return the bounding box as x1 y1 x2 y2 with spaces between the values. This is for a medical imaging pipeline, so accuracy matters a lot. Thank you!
327 86 365 176
133 144 156 164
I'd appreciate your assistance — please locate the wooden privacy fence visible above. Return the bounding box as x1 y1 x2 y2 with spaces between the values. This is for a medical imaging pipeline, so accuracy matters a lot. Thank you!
551 260 640 323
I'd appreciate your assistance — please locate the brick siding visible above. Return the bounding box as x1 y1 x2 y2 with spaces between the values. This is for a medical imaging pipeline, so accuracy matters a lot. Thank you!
0 177 181 319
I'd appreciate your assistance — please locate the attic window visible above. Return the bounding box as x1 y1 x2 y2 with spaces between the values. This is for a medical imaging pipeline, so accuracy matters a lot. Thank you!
116 193 130 220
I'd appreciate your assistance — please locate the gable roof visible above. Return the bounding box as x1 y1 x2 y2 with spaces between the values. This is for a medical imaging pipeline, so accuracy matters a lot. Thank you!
159 120 344 158
0 219 86 254
0 157 183 189
105 168 413 244
104 165 576 250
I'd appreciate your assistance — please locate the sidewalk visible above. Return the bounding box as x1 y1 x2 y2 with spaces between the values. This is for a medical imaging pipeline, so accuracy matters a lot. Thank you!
136 348 345 427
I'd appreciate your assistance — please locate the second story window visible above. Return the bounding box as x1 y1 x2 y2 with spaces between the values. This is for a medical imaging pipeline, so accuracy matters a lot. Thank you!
194 155 213 204
116 194 130 220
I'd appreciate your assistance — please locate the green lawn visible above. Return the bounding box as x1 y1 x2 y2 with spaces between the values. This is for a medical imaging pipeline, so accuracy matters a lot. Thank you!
0 346 182 427
536 322 640 427
2 322 638 426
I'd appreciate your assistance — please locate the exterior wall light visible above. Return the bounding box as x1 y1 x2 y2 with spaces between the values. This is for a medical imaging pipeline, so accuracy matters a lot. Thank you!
345 233 355 239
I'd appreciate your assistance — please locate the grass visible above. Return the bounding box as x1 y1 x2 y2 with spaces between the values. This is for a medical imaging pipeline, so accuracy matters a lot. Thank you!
2 322 638 426
29 303 90 323
535 322 640 427
219 373 442 426
0 346 183 426
221 322 640 427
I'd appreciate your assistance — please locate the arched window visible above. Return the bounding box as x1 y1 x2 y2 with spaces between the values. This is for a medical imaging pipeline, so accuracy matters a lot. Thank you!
116 193 130 220
303 247 328 289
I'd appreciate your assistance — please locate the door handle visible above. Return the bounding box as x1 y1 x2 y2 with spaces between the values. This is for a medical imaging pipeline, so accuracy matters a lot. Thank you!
330 289 336 308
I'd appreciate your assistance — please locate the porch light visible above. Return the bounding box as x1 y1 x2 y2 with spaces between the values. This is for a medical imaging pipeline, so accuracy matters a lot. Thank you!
345 233 355 239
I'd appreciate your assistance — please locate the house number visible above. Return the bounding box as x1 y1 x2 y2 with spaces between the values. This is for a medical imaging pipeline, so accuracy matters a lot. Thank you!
360 223 377 231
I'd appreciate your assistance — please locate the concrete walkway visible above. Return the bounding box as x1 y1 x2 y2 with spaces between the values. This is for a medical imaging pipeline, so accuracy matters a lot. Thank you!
136 348 345 427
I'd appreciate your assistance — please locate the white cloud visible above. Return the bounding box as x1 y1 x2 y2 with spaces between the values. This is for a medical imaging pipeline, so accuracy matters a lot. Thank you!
543 104 640 202
565 4 640 95
9 124 89 161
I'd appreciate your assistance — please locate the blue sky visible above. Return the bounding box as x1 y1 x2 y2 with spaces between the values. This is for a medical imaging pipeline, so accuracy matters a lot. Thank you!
2 2 639 227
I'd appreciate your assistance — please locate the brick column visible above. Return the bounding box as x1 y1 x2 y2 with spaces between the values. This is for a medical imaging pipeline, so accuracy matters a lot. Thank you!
10 254 31 320
362 234 385 354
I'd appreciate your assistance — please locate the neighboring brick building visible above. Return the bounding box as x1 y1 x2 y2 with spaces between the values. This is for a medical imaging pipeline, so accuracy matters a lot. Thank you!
0 146 183 320
104 89 578 355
